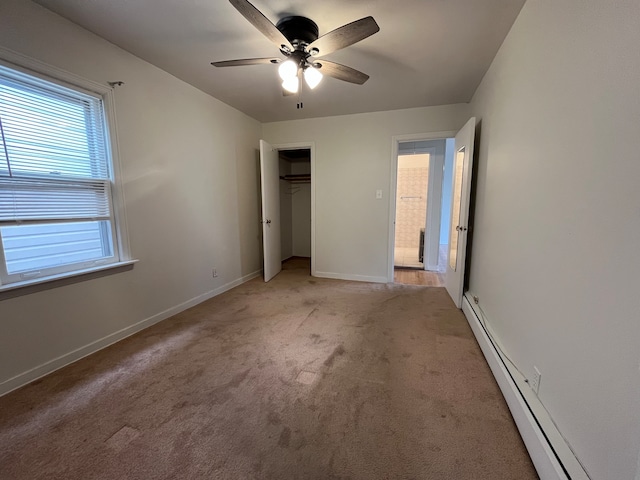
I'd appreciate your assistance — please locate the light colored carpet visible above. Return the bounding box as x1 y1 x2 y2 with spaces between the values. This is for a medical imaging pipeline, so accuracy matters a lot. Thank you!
0 258 538 479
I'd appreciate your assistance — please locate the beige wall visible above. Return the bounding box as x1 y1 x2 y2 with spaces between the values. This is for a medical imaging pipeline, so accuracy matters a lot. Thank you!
0 0 262 392
263 105 470 282
468 1 640 478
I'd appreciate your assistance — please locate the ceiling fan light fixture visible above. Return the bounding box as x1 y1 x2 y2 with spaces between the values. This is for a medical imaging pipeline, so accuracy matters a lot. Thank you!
282 76 299 94
278 59 298 80
213 1 379 99
304 66 323 89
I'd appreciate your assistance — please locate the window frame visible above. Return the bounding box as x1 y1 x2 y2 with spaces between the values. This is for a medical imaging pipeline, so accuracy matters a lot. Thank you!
0 47 132 292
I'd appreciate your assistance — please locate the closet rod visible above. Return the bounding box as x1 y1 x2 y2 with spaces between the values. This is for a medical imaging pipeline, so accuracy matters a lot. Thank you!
280 174 311 184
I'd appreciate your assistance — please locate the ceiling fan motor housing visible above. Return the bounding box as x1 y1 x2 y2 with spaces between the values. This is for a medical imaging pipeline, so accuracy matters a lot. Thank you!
276 16 319 48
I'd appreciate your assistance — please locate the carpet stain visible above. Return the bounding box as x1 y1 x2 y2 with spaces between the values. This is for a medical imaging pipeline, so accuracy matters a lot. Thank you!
296 370 318 385
227 368 251 388
257 359 275 369
380 294 402 306
324 344 346 367
310 333 323 344
172 400 189 411
267 411 281 425
353 401 366 428
278 427 291 448
293 433 308 451
295 307 318 332
208 368 251 404
105 425 140 452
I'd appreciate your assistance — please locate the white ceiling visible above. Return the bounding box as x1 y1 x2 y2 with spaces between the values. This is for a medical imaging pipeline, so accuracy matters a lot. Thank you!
34 0 525 123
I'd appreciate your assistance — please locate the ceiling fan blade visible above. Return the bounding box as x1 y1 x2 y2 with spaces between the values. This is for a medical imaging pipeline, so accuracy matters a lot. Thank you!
315 60 370 85
307 16 379 58
211 58 280 67
229 0 293 51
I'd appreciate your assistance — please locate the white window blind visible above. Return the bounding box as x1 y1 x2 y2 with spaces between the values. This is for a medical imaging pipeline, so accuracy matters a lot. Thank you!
0 177 111 222
0 62 119 283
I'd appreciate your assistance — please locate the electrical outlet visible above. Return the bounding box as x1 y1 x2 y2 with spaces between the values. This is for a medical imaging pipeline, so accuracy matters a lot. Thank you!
531 366 541 395
212 268 218 278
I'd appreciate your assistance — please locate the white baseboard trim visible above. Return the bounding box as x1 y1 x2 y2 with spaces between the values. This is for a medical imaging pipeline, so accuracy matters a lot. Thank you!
314 270 388 284
461 295 574 480
0 269 262 397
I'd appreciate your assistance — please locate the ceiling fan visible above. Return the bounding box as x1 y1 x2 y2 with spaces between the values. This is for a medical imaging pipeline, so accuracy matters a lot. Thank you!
211 0 380 95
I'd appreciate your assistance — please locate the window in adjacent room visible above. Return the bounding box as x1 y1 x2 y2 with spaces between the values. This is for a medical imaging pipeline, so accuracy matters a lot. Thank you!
0 60 128 286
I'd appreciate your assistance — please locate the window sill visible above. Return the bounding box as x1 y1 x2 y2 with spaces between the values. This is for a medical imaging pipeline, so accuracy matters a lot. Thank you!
0 260 138 301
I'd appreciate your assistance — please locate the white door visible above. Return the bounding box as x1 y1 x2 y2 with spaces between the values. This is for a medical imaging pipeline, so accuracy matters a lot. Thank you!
260 139 282 282
445 118 476 307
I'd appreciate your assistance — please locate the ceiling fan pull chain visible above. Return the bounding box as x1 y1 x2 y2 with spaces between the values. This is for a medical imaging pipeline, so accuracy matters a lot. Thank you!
297 86 303 109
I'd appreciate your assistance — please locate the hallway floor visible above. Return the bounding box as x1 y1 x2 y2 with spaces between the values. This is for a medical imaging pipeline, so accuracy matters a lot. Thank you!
394 268 445 286
394 245 447 286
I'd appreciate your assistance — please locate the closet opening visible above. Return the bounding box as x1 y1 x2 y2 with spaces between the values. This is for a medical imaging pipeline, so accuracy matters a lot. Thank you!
278 148 312 273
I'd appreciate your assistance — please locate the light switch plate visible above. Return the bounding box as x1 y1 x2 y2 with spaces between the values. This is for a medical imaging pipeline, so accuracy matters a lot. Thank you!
376 189 383 199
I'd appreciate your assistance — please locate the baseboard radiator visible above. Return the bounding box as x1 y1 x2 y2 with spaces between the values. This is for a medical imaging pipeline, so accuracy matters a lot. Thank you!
461 294 589 480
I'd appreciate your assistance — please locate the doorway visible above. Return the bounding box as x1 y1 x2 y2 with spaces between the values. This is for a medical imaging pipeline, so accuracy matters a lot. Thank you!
389 134 455 286
260 141 315 282
279 149 311 268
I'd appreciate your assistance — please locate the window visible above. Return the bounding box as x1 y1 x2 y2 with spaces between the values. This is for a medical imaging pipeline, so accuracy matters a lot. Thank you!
0 61 126 286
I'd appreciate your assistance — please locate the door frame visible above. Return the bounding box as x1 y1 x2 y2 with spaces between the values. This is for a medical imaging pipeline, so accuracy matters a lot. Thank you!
272 141 316 277
388 131 456 283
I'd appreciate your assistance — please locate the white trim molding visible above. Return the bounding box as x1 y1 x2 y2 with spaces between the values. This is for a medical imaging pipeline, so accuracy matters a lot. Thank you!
462 293 589 480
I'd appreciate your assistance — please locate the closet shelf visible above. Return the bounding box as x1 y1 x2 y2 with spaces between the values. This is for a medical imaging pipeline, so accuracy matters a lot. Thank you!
280 174 311 184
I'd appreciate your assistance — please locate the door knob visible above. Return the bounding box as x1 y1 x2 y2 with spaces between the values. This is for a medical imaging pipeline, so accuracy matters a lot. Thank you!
265 219 271 224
